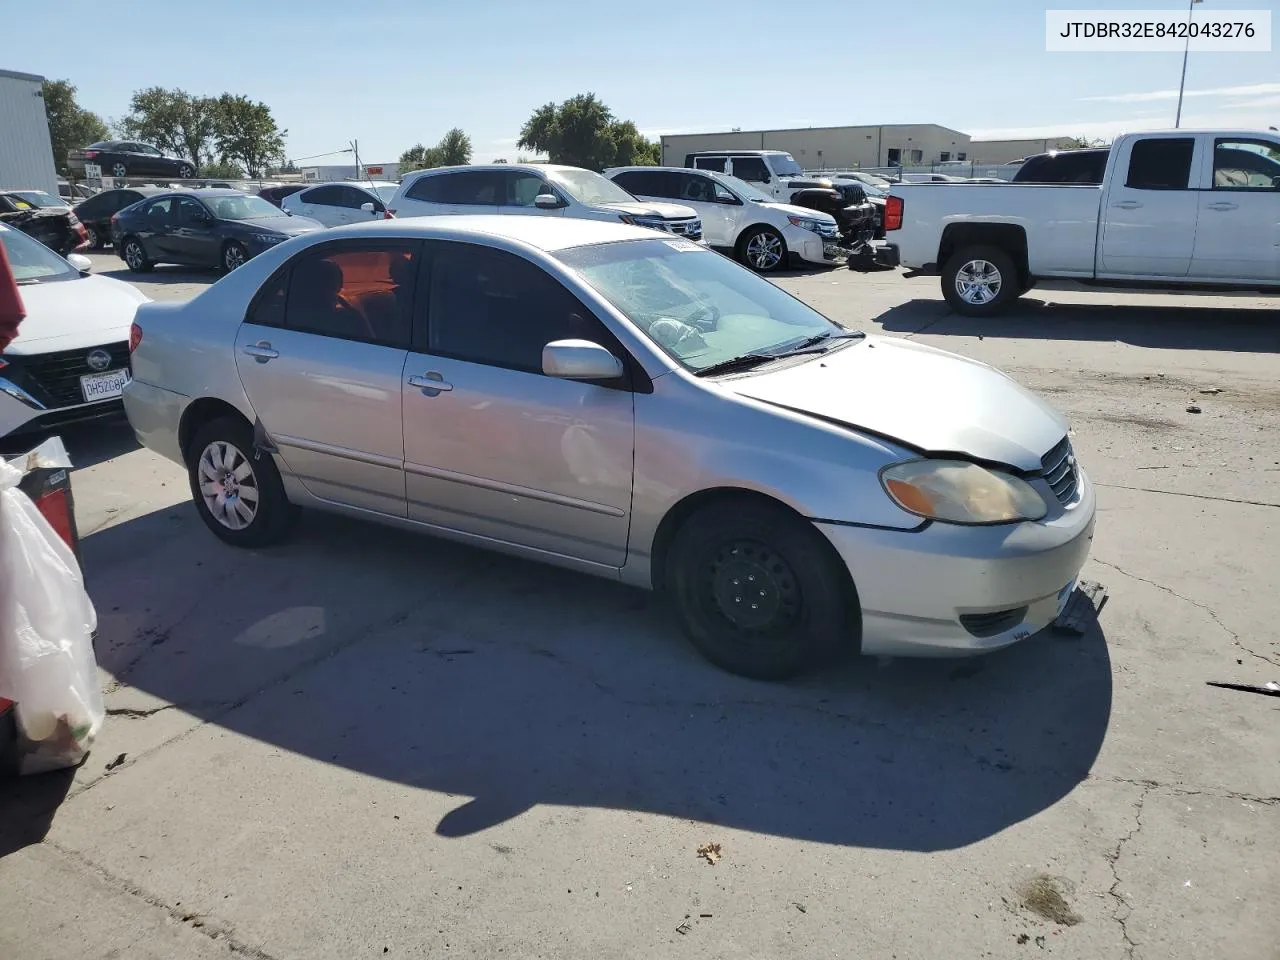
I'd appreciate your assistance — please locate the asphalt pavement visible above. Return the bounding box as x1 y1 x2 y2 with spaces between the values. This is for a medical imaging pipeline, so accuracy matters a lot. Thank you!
2 253 1276 960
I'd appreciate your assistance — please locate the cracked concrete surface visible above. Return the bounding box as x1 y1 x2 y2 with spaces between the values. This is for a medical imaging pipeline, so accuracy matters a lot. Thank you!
2 260 1277 959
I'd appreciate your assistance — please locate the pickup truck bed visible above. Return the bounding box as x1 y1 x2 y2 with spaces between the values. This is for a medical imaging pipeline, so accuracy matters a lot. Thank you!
883 129 1280 315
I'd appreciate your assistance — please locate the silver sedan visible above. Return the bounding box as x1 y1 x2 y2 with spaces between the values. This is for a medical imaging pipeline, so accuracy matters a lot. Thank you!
122 216 1095 679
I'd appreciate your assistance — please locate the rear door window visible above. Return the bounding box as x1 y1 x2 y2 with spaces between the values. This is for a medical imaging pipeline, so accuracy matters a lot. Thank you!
281 241 421 345
301 185 345 206
693 157 726 172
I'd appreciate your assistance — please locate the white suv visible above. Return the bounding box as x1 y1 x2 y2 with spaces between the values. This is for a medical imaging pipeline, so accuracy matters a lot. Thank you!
605 166 842 273
282 181 399 227
386 164 703 240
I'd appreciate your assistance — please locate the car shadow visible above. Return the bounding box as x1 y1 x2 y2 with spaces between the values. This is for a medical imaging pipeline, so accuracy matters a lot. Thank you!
93 263 216 285
74 502 1113 853
0 418 139 469
873 297 1280 353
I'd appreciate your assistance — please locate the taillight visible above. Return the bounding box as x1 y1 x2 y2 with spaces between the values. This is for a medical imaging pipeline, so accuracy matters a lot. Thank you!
884 195 904 231
129 323 143 353
383 209 396 219
84 150 98 159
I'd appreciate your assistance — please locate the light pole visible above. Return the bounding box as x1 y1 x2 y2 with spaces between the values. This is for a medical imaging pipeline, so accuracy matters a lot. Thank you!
1174 0 1203 127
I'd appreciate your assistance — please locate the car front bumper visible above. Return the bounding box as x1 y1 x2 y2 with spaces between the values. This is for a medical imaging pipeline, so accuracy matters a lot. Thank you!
815 470 1096 657
787 226 847 266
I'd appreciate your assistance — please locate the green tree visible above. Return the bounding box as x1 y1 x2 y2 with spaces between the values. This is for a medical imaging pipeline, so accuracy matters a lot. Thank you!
118 88 218 169
198 160 245 180
1061 135 1108 149
516 93 659 170
399 128 472 174
41 80 109 174
211 95 286 177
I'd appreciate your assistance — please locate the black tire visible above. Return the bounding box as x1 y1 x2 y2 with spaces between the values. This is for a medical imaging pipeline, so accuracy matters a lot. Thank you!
221 241 249 274
737 225 788 274
110 161 128 178
121 237 152 272
177 163 195 179
84 225 103 250
665 499 856 680
941 245 1020 317
187 417 296 548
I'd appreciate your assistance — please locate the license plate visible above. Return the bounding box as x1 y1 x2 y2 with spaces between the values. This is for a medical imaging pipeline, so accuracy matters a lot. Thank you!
80 369 130 402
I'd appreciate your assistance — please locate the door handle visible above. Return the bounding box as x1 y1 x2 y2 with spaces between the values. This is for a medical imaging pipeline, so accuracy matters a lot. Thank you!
242 341 279 363
1206 201 1238 211
407 372 453 394
1111 200 1142 210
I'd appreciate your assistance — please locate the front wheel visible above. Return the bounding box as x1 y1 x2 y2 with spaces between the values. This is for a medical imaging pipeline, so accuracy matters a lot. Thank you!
737 226 787 273
121 237 152 272
187 418 296 547
665 499 856 680
110 162 128 178
222 241 248 274
177 163 195 179
941 245 1020 317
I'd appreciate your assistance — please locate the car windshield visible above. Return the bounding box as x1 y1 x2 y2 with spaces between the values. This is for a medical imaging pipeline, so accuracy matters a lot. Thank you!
10 191 67 208
0 225 77 284
545 168 638 206
771 154 803 176
208 194 285 220
715 174 771 203
557 238 847 374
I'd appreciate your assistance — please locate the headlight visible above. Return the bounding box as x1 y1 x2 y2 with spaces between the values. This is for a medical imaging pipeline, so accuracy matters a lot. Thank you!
252 233 286 245
787 216 829 233
880 459 1047 524
619 214 666 231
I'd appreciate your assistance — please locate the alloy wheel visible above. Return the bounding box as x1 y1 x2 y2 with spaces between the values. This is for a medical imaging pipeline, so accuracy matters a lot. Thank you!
955 259 1003 305
124 241 144 269
224 245 247 271
745 231 784 270
197 440 260 531
111 163 127 177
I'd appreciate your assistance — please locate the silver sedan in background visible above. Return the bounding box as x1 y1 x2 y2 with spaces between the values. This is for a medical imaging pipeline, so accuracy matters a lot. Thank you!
122 217 1095 679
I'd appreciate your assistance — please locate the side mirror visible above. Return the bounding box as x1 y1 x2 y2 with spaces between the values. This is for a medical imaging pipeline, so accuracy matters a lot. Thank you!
534 192 563 209
360 201 376 213
66 252 92 274
759 175 771 184
542 339 623 381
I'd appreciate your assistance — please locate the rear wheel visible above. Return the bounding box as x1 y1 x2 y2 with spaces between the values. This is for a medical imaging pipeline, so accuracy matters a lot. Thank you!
737 226 787 273
666 499 856 680
187 418 296 548
84 225 102 250
941 245 1019 316
121 237 152 272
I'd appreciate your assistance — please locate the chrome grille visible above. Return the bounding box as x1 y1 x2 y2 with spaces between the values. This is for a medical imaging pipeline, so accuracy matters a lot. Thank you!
667 217 703 241
1040 436 1079 505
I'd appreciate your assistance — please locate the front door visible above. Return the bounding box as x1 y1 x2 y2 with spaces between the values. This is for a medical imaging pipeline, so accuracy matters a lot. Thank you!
499 170 565 217
171 197 220 266
727 156 782 201
234 239 420 516
402 242 634 567
1098 136 1200 278
1190 137 1280 282
675 172 739 246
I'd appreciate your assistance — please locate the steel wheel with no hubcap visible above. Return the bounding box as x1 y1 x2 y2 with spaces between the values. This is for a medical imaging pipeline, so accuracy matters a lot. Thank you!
702 539 801 640
955 259 1002 305
744 231 784 271
197 441 260 531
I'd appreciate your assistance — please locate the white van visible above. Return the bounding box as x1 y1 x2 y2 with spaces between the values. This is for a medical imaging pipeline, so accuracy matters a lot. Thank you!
386 164 702 239
605 166 842 273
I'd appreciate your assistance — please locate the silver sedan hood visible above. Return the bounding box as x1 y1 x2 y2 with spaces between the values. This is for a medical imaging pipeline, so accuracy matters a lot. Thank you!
728 335 1068 471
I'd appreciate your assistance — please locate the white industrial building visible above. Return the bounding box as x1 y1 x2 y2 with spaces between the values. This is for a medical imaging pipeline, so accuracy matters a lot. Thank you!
659 123 1087 170
0 68 58 195
300 162 401 182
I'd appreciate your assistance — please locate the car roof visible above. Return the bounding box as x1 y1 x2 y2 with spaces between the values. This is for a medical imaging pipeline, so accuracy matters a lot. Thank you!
401 163 588 181
302 214 663 251
684 150 790 156
302 180 398 188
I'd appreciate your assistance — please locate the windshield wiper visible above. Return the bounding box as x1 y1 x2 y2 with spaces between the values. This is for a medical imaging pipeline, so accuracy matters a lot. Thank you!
775 330 866 356
694 353 780 377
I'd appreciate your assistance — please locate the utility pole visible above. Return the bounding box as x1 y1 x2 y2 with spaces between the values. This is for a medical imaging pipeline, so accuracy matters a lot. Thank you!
1175 0 1203 128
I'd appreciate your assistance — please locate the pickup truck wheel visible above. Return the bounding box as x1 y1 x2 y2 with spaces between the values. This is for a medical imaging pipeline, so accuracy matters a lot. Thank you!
942 246 1019 316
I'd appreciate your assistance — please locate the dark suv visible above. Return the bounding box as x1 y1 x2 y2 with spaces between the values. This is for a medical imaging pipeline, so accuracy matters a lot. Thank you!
67 141 196 180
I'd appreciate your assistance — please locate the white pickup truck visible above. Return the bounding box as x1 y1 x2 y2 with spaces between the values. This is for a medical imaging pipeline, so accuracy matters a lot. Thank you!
882 129 1280 315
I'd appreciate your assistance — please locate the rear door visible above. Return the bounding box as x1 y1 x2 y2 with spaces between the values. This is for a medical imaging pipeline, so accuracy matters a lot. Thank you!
171 197 221 266
234 239 419 516
289 185 346 226
398 170 503 217
1097 136 1200 278
1190 136 1280 282
137 197 177 259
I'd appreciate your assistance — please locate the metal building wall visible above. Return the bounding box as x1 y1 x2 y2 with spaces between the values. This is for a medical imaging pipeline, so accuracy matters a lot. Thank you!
0 69 58 195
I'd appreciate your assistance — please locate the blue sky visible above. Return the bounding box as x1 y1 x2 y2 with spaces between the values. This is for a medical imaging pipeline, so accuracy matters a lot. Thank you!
7 0 1279 163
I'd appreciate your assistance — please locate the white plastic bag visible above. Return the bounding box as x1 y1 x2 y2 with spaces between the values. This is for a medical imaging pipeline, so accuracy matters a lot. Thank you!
0 444 102 774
